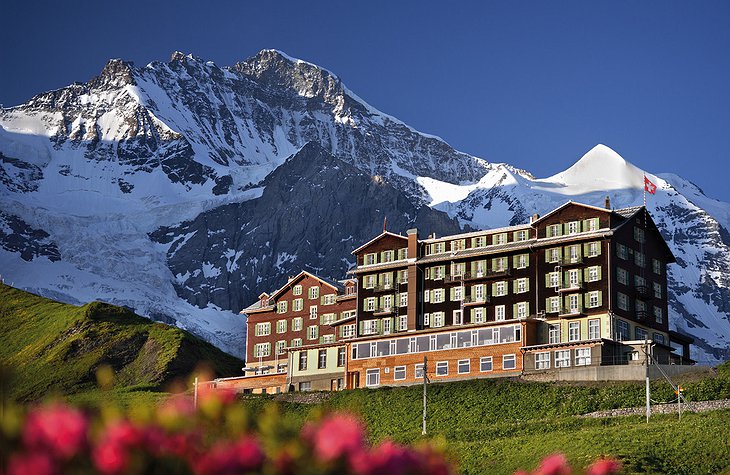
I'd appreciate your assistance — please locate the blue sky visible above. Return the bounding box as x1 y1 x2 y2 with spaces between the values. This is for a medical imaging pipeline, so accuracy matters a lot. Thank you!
2 1 729 201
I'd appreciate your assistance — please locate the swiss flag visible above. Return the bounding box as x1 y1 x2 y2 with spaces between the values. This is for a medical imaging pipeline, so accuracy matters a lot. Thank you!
644 175 657 195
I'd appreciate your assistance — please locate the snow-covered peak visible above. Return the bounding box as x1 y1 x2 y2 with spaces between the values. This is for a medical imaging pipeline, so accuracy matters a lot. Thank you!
539 144 646 195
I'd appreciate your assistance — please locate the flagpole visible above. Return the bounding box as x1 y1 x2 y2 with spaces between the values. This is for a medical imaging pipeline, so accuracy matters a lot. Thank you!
643 174 647 208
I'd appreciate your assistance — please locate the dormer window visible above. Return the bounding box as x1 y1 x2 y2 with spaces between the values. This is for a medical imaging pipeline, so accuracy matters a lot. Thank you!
567 221 580 235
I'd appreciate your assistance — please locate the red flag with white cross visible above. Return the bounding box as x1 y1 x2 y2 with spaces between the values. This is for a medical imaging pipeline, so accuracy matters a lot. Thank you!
644 175 657 195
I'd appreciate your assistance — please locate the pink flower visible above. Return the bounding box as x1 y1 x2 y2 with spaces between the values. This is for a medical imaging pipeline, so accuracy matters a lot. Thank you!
7 451 56 475
534 453 571 475
193 437 264 475
22 403 88 460
586 458 622 475
304 413 366 463
92 421 143 475
354 440 420 475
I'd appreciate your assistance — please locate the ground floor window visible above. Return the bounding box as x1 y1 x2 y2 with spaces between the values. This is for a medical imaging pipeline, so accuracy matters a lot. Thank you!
394 366 406 381
535 352 550 370
415 364 424 379
458 359 470 374
503 354 516 370
575 348 591 366
555 349 571 368
436 361 449 376
299 381 312 391
480 356 493 372
366 368 380 387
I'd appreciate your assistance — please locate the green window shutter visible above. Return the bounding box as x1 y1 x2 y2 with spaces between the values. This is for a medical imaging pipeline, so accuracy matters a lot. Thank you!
596 242 602 256
526 279 530 292
583 242 589 255
576 245 583 258
359 321 364 334
545 249 550 262
584 293 590 308
491 283 497 295
581 219 589 232
546 226 552 238
512 303 518 317
362 300 368 311
491 258 497 271
512 280 518 293
512 255 518 268
563 272 569 288
598 291 603 307
526 302 530 315
597 266 602 280
320 295 325 305
562 223 570 235
564 295 570 310
545 273 551 287
545 297 551 311
449 287 455 301
583 268 589 281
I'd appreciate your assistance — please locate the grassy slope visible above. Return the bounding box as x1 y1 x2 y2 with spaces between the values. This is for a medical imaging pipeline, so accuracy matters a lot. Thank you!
0 283 243 402
241 371 730 474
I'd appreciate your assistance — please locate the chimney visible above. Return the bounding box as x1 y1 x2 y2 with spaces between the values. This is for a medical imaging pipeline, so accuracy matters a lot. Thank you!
604 196 611 210
407 228 418 259
530 213 540 223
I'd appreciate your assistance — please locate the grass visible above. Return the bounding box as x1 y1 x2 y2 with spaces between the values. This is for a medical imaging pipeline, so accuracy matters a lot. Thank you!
0 283 243 402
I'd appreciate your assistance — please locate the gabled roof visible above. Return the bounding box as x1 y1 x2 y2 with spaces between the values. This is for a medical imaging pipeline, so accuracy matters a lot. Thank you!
530 201 614 226
351 231 407 255
421 223 531 244
268 270 340 301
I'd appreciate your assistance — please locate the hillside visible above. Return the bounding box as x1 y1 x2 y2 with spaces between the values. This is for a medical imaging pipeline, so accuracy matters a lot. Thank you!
0 283 243 401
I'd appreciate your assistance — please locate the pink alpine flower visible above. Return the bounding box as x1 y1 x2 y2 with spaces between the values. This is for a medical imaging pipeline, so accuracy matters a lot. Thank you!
533 453 571 475
586 458 622 475
22 403 88 460
304 413 366 463
6 451 56 475
193 436 264 475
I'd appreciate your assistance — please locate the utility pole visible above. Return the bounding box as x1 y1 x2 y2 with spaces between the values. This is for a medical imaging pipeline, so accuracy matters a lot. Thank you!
644 340 651 423
422 355 428 435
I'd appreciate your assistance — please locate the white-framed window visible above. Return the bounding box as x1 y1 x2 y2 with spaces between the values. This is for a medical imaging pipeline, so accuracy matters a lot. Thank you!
292 317 303 331
307 326 318 340
452 286 464 301
516 302 528 319
308 286 320 299
569 322 580 342
575 348 591 366
298 351 308 370
653 282 662 299
432 312 445 328
364 275 375 289
338 347 347 367
400 292 408 307
586 218 599 232
493 233 507 245
588 318 601 339
587 266 600 282
635 251 646 268
365 297 376 312
568 269 580 288
453 309 464 325
435 361 449 376
535 352 551 370
473 284 486 302
277 300 288 314
472 235 487 248
480 356 493 372
321 313 336 325
587 242 600 257
382 250 395 263
341 324 356 339
653 259 663 275
503 354 517 370
515 254 528 269
548 272 560 288
495 305 506 321
616 244 628 260
323 294 336 305
255 322 271 336
276 320 287 334
423 313 430 327
399 315 408 331
516 278 528 294
253 343 270 358
568 245 581 263
635 327 648 341
293 298 303 311
318 349 327 369
548 296 560 314
617 292 629 311
568 294 580 314
276 340 286 355
549 324 560 344
433 288 445 303
415 364 425 379
547 224 561 237
309 305 318 319
397 248 408 260
588 291 600 308
567 221 580 234
653 306 663 324
555 349 571 368
547 248 560 263
362 319 378 335
394 366 406 381
382 318 391 335
494 281 508 297
616 267 628 285
458 359 470 374
472 307 485 324
321 334 335 344
299 381 312 391
515 230 528 242
493 256 508 271
291 338 302 348
293 285 303 296
366 368 380 387
382 294 393 311
616 319 630 341
364 253 377 265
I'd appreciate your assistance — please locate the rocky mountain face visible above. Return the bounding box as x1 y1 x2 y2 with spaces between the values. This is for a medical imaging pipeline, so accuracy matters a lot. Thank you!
1 50 727 362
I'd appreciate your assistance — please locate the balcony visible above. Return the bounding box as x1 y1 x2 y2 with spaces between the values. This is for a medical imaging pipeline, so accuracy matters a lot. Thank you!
372 282 399 293
634 310 650 322
635 285 653 300
558 256 583 266
462 295 491 306
445 268 511 283
558 307 584 317
557 282 584 292
373 306 395 316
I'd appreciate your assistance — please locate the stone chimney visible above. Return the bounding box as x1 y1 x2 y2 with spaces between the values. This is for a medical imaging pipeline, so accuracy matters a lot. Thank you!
407 228 418 260
530 213 540 223
604 196 611 210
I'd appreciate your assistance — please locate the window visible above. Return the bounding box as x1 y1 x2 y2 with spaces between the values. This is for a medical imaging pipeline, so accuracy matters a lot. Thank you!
473 235 487 248
493 257 508 271
503 354 517 370
547 248 560 263
299 381 312 391
366 369 380 387
617 292 629 311
480 356 493 372
636 299 647 313
341 324 356 339
567 221 580 234
569 322 580 342
588 319 600 339
364 275 375 289
473 284 486 302
321 313 336 325
397 248 408 260
399 292 408 307
568 294 581 314
575 348 591 366
337 347 346 367
362 319 378 335
585 218 599 232
635 327 648 341
567 245 581 263
616 268 628 285
494 281 508 297
472 307 485 324
382 318 391 334
382 294 393 311
431 242 446 254
307 326 318 340
253 343 270 358
415 364 425 379
323 294 336 305
516 278 528 294
458 359 471 374
276 320 287 334
382 250 394 263
634 226 645 243
653 333 666 345
653 306 663 324
653 282 662 299
277 300 288 314
317 349 327 369
453 309 464 325
548 296 560 314
364 253 377 265
451 286 464 302
588 291 600 308
492 233 507 245
587 242 600 257
399 315 408 331
298 351 308 371
309 305 318 319
548 272 560 288
555 350 570 368
652 259 663 275
435 288 447 303
535 352 551 370
549 324 560 344
364 297 376 312
516 302 528 319
255 322 271 336
394 366 406 381
321 334 335 344
293 285 302 296
308 286 320 299
587 266 600 282
515 230 528 242
291 338 303 348
495 305 506 321
634 251 645 268
435 361 449 376
616 320 630 341
276 340 286 355
568 269 580 288
292 317 303 331
515 254 528 269
547 224 561 237
423 313 430 327
451 239 465 252
616 244 628 260
635 275 646 288
432 312 445 328
292 298 303 312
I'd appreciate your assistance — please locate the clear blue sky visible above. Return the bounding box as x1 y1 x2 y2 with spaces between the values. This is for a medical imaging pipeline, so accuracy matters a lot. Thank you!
2 1 729 201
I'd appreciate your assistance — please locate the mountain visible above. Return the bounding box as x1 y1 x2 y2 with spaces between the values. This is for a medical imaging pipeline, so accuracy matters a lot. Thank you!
1 50 728 363
0 283 243 402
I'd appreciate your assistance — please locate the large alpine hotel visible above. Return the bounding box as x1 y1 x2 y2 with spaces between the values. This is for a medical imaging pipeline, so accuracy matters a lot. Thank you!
217 200 693 394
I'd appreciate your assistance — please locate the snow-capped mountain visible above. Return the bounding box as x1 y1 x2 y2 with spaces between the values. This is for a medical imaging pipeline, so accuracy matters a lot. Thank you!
1 50 727 362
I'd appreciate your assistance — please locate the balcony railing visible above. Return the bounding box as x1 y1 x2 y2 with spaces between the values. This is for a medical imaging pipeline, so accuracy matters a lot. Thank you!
445 268 511 283
558 306 584 317
373 306 395 316
557 282 584 292
635 285 653 299
462 295 491 305
558 256 583 266
635 310 650 321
